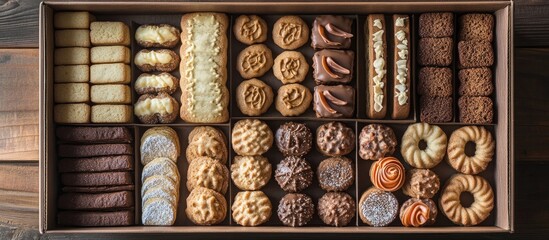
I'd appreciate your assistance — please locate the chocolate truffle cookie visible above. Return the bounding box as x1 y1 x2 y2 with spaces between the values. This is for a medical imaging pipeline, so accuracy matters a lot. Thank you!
275 83 312 117
272 51 309 84
318 192 356 227
316 121 355 156
237 44 273 79
278 193 314 227
236 78 274 116
275 122 313 156
312 50 354 85
313 85 355 118
275 156 313 192
359 124 397 161
233 15 268 45
317 157 354 192
359 187 399 227
402 169 440 199
311 15 354 50
272 16 309 50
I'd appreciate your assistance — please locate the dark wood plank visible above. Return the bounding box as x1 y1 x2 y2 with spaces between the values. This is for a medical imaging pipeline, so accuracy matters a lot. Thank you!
0 0 40 48
515 0 549 47
514 48 549 126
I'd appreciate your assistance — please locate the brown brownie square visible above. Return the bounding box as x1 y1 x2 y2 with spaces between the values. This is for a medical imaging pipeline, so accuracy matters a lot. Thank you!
459 14 494 42
458 96 494 124
420 96 453 123
458 40 494 68
419 12 454 38
419 37 453 67
459 68 493 96
418 67 453 97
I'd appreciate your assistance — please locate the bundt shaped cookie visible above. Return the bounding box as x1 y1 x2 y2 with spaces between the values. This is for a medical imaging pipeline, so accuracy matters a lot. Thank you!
447 126 495 174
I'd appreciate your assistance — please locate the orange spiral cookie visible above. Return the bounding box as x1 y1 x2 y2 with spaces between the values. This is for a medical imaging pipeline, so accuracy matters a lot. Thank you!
369 157 405 192
399 198 437 227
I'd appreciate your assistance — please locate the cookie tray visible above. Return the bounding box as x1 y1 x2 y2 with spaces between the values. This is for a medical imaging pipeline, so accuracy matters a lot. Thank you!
39 1 514 234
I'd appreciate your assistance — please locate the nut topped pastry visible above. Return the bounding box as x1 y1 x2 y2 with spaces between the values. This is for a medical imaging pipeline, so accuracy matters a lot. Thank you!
359 124 397 161
135 24 180 48
313 85 355 118
233 15 268 45
311 15 353 50
316 121 356 156
312 49 354 85
402 169 440 199
272 16 310 50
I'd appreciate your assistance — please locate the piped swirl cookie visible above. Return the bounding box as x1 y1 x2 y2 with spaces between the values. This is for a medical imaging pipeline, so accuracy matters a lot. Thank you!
186 187 227 225
134 49 180 72
273 51 309 84
275 83 312 117
231 155 272 191
236 78 273 116
134 92 179 124
400 198 438 227
233 15 268 45
231 119 273 156
186 126 228 164
232 191 272 226
237 44 273 79
369 157 405 192
187 156 229 194
135 24 180 48
273 16 310 50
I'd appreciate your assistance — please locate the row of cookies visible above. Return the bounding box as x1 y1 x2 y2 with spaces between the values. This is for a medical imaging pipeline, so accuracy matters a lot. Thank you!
133 24 181 124
56 127 135 227
53 11 133 123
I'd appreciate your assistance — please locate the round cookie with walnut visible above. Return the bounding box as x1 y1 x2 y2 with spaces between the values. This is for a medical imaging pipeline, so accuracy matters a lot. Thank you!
231 155 272 191
273 51 309 84
275 83 312 116
233 15 268 45
236 78 274 116
232 191 272 226
232 119 273 156
273 16 310 50
187 156 229 194
186 187 227 226
186 126 228 164
237 44 273 79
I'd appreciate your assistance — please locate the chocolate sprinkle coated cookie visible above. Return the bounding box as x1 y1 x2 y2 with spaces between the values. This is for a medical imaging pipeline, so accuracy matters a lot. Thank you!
316 121 355 156
359 187 399 227
275 156 313 192
317 157 354 192
318 192 355 227
278 193 314 227
275 122 312 156
359 124 397 161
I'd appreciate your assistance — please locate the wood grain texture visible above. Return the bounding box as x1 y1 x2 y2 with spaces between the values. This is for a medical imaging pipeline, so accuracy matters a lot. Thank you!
0 163 38 228
515 0 549 47
0 0 40 48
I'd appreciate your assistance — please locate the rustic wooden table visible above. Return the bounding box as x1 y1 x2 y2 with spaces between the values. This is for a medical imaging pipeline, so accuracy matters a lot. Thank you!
0 0 547 239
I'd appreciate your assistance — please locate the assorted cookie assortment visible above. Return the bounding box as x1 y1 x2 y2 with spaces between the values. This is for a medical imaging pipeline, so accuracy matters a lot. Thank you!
51 11 500 229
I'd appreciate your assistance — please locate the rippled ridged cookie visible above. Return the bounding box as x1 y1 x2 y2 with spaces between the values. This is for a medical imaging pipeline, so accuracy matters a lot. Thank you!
140 127 180 165
236 78 273 116
186 126 228 164
275 156 313 192
277 193 314 227
317 192 355 227
233 15 268 45
401 123 447 169
232 119 273 156
399 198 437 227
447 126 494 174
186 187 227 226
359 124 397 161
440 174 494 226
275 122 312 156
316 122 355 156
232 191 272 226
187 156 229 194
402 169 440 199
237 44 273 79
231 155 272 191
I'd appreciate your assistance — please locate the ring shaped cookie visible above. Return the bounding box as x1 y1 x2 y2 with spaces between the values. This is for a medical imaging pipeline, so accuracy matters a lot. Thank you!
440 174 494 226
447 126 495 174
401 123 447 169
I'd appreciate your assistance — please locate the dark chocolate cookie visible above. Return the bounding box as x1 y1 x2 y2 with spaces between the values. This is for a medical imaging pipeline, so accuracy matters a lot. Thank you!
316 121 355 156
275 122 312 156
275 156 313 192
278 193 314 227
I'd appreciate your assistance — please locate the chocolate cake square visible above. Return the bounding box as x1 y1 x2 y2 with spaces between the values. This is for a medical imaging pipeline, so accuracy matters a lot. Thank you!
458 40 494 68
419 12 454 38
459 68 493 96
418 37 453 67
311 15 353 50
313 85 355 118
418 67 453 97
459 13 494 42
420 96 453 123
313 49 354 84
458 96 494 124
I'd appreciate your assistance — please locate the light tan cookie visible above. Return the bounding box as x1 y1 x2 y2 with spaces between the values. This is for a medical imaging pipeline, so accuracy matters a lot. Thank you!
141 175 179 198
275 83 312 116
187 156 229 194
180 13 229 123
273 51 309 84
54 103 90 123
90 21 130 46
90 105 132 123
237 44 273 79
134 92 179 124
54 83 90 103
135 49 180 72
142 197 176 226
142 186 178 208
234 15 268 45
232 119 273 156
55 30 90 47
273 16 309 50
186 126 228 164
140 127 180 165
236 78 273 116
90 84 131 104
186 187 227 225
135 24 180 48
90 63 131 84
135 72 179 95
231 155 272 191
232 191 272 226
54 12 95 29
141 157 180 184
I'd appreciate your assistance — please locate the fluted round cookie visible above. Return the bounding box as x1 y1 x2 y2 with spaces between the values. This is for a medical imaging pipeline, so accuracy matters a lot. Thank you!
278 193 314 227
317 157 354 192
237 44 273 79
401 123 447 169
359 124 397 161
359 187 399 227
187 126 228 164
273 51 309 84
141 157 180 184
272 16 310 50
187 156 229 194
402 169 440 199
275 156 313 192
186 187 227 226
316 121 355 156
275 122 312 156
275 83 312 116
233 15 268 45
142 197 176 226
141 175 179 198
447 126 494 174
232 119 273 156
231 155 272 191
236 78 274 116
140 127 180 165
318 192 355 227
400 198 438 227
232 191 272 226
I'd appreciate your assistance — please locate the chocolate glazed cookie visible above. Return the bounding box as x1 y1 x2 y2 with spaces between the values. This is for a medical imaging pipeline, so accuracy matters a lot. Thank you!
275 156 313 192
275 122 312 156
